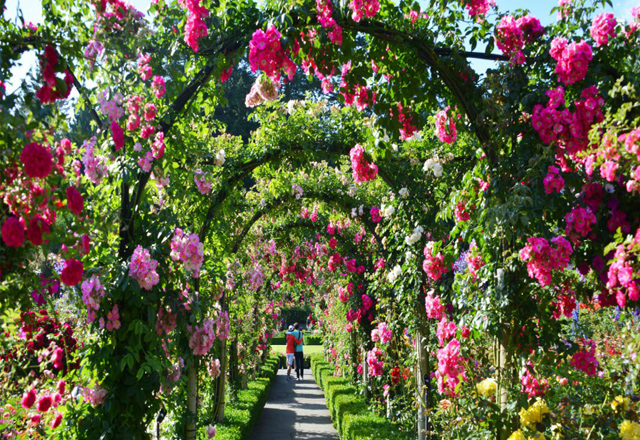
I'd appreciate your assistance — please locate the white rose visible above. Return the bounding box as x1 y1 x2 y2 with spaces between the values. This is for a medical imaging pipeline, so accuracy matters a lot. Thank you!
432 163 443 177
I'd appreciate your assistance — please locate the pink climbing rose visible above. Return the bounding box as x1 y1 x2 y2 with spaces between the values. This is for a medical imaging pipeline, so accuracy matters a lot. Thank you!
519 236 572 286
516 14 545 43
464 0 495 20
350 144 378 183
370 206 381 223
21 142 53 179
436 339 466 397
170 228 204 277
348 0 379 22
2 217 25 248
110 121 124 151
151 76 166 98
435 107 457 144
549 38 592 85
495 15 525 65
543 166 564 194
189 318 215 355
129 245 159 290
425 292 445 320
179 0 208 52
423 242 449 281
590 13 617 47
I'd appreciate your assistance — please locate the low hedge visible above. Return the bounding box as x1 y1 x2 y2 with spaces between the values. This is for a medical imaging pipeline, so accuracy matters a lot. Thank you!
206 355 279 440
270 333 323 345
310 354 411 440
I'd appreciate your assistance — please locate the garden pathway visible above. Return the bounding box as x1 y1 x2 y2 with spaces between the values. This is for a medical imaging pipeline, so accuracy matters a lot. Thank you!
250 367 339 440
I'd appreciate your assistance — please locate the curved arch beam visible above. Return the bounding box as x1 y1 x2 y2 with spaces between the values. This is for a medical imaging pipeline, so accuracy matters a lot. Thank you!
229 188 384 256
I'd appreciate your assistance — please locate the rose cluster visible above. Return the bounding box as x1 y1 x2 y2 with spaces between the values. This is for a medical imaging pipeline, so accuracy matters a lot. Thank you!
464 0 495 20
348 0 380 22
543 165 564 194
36 45 73 104
128 245 159 290
81 275 106 323
519 236 573 286
245 75 280 108
590 13 617 47
564 206 597 242
366 347 384 376
189 318 215 356
532 86 604 158
435 106 457 144
317 0 343 45
496 15 525 65
350 144 378 183
170 228 204 277
436 339 466 397
549 38 593 86
179 0 208 52
248 24 296 82
606 245 639 307
422 242 449 281
194 169 212 194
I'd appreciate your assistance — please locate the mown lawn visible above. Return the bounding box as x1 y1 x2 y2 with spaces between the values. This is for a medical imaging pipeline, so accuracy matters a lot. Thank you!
270 345 324 355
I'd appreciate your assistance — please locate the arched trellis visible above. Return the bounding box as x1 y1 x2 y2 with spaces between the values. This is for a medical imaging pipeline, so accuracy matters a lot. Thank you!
229 190 385 254
7 4 555 438
113 5 511 260
180 107 478 430
187 168 392 431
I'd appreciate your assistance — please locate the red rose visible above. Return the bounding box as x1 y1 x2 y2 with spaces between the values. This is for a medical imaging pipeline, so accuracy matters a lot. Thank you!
60 259 83 286
57 380 66 394
52 347 64 370
20 143 53 179
60 138 72 154
110 120 124 151
44 45 58 67
2 216 25 247
21 388 37 409
66 186 84 214
27 216 47 246
37 395 52 412
51 411 63 429
80 234 91 255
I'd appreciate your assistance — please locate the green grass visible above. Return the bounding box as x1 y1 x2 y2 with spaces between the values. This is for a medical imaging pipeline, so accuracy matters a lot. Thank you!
270 345 324 355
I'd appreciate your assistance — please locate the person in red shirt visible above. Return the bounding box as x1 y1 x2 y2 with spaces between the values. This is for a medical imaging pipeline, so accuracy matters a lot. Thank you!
285 325 301 381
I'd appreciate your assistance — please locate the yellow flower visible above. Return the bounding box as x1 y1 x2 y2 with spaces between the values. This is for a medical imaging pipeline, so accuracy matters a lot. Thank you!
620 420 640 440
508 430 526 440
519 399 550 429
476 378 497 398
551 423 563 439
507 430 544 440
611 395 632 412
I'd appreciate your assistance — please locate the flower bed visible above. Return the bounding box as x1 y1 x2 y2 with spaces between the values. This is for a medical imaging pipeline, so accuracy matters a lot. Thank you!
310 354 410 440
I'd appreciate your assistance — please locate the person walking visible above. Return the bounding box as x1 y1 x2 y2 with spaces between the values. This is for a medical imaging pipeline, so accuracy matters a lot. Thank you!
289 323 304 380
284 325 301 381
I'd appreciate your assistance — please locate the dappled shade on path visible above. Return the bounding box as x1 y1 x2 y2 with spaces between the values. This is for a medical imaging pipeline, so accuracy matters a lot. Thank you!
250 368 339 440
